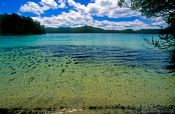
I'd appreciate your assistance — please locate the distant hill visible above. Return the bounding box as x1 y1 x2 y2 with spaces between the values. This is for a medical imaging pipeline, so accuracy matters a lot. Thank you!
46 26 105 33
45 26 161 34
0 13 45 35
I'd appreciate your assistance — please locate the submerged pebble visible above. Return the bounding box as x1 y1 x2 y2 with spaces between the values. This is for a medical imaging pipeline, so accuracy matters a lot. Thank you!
32 66 36 69
28 65 32 68
61 69 65 73
48 64 51 67
28 77 35 84
51 59 56 62
10 71 16 75
9 77 16 82
45 59 49 62
66 61 71 64
74 62 78 64
36 60 41 63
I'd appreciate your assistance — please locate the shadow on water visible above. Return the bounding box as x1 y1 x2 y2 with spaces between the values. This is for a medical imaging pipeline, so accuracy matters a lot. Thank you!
166 50 175 73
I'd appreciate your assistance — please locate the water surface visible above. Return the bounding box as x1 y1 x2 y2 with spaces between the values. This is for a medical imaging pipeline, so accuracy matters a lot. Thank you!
0 34 174 113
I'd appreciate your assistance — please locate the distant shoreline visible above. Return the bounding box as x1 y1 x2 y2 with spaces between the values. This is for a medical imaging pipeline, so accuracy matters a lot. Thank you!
0 32 160 37
45 26 162 34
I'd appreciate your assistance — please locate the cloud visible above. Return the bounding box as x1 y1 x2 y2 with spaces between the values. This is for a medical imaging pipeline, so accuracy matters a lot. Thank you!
32 10 164 30
57 0 66 8
67 0 140 18
21 0 138 18
91 19 163 30
32 10 93 27
21 0 167 29
40 0 58 8
20 0 66 15
20 2 45 15
150 17 167 27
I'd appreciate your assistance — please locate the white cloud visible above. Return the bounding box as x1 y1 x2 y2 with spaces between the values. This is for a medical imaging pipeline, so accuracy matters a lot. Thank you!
21 0 166 29
32 10 93 27
40 0 58 8
150 17 167 28
20 2 45 15
57 0 66 8
67 0 140 18
20 0 66 15
91 19 158 30
32 10 163 30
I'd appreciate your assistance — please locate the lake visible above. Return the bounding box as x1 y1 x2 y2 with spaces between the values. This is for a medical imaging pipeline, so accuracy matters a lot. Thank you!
0 34 175 113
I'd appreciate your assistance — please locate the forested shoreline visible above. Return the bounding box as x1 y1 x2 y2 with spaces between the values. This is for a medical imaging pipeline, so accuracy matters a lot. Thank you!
0 13 45 35
45 26 162 34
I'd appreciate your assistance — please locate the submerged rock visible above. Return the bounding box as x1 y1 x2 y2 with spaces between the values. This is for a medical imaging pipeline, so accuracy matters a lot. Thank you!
61 69 65 73
9 77 16 82
28 77 35 84
10 71 16 75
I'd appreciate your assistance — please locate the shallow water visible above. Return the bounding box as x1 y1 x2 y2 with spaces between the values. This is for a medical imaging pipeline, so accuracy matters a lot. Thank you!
0 34 174 112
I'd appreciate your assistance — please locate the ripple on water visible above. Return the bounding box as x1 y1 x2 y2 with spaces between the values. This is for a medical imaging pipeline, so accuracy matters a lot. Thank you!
0 45 174 111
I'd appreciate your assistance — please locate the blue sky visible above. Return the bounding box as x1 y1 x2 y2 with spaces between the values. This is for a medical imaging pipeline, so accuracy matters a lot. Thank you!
0 0 167 30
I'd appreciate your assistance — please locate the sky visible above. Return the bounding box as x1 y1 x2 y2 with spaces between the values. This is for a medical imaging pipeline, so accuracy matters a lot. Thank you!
0 0 167 30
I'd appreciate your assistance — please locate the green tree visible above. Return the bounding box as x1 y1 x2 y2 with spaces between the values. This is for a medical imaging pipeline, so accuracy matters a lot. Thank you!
118 0 175 50
0 13 45 35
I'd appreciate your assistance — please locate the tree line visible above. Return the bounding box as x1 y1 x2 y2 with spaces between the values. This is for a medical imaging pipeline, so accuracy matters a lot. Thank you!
0 13 45 35
45 26 161 34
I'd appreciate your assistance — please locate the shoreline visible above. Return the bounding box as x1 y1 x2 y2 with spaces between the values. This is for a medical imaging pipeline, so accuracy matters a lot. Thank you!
1 104 175 114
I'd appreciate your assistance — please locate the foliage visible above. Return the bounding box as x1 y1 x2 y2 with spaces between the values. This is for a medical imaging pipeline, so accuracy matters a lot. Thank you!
0 13 45 35
46 26 106 33
118 0 175 51
45 26 161 34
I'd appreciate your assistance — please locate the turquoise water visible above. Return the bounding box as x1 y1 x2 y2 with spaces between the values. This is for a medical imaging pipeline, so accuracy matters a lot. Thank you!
0 34 174 111
0 33 171 73
0 33 157 49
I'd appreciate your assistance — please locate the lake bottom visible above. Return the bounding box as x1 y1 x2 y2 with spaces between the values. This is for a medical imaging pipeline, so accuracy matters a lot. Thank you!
0 45 175 113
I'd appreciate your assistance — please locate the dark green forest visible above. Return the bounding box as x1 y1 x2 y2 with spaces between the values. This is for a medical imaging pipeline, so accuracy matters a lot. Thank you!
45 26 161 34
0 13 45 35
